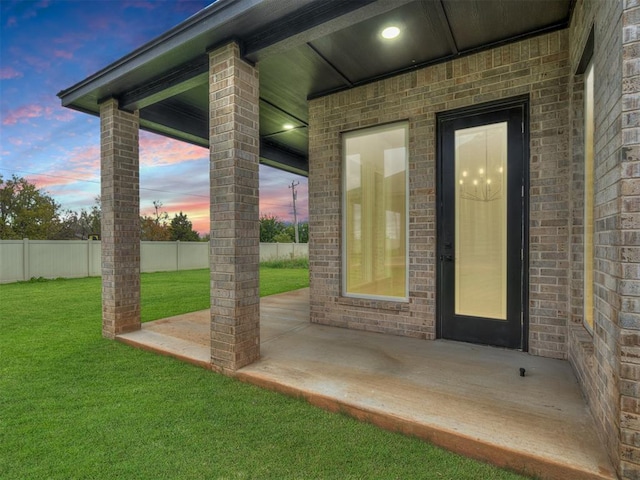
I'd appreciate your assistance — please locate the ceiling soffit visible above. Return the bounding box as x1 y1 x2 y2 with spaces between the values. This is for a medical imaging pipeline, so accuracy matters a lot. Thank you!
58 0 573 176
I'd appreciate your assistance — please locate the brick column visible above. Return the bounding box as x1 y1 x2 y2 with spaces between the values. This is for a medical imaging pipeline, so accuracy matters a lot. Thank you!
618 3 640 478
208 43 260 373
99 98 141 339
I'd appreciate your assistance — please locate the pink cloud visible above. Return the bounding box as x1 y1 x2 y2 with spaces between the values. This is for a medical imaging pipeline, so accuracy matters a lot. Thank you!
2 102 77 126
52 31 93 51
0 67 23 79
6 47 50 72
54 110 75 122
23 54 51 72
166 199 210 213
67 145 100 172
87 16 111 31
86 15 129 34
53 49 73 60
9 1 50 25
140 133 208 166
258 179 308 223
24 147 101 192
28 1 50 16
26 174 75 190
190 215 209 235
140 198 210 234
2 104 44 125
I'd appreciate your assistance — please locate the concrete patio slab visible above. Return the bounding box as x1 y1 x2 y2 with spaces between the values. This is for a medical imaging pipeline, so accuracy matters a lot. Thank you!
117 288 615 480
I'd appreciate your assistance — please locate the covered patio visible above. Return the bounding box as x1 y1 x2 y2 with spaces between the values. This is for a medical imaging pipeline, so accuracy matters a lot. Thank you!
118 289 615 480
57 0 640 477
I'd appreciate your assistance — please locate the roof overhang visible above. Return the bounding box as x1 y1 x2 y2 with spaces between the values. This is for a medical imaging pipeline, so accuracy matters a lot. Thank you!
58 0 574 176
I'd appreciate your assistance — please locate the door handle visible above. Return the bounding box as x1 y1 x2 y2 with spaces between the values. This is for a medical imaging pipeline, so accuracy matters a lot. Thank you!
440 254 454 262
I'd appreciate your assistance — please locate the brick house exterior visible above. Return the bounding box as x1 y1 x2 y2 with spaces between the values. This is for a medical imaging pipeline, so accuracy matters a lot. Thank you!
308 1 639 477
59 0 639 477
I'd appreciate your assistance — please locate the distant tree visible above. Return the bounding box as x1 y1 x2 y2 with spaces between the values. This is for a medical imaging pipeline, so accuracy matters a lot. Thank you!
298 222 309 243
140 216 170 241
140 200 170 241
260 214 285 242
0 175 62 239
273 232 293 243
86 197 102 237
56 210 84 239
284 222 308 243
169 212 199 241
151 200 169 225
55 197 102 240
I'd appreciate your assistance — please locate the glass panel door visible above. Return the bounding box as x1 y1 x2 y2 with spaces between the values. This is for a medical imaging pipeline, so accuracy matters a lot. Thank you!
437 99 527 350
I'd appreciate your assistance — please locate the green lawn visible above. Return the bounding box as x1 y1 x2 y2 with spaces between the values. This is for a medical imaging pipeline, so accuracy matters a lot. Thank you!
141 267 310 321
0 269 528 479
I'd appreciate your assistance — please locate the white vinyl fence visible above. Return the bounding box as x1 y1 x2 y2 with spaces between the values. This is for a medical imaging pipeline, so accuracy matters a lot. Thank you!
0 239 308 284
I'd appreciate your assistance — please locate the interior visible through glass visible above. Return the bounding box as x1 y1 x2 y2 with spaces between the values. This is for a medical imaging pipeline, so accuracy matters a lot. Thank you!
344 124 407 299
584 61 595 331
455 122 507 320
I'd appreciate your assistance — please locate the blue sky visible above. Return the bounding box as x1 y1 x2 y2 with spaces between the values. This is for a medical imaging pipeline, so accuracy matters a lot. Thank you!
0 0 308 234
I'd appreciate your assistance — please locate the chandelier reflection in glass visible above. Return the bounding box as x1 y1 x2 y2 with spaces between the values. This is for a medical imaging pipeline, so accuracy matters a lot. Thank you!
456 123 506 203
458 165 503 202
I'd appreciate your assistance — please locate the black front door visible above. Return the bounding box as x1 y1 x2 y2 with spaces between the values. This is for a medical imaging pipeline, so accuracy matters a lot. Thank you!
437 98 528 350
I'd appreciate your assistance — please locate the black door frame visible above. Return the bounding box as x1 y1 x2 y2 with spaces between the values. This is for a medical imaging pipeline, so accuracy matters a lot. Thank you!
436 95 530 351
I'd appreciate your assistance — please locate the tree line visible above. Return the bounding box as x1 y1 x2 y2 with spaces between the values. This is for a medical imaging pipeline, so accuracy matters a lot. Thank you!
0 175 200 241
259 214 308 243
0 175 308 243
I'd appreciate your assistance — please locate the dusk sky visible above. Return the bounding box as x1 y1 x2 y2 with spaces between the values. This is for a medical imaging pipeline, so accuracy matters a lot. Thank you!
0 0 308 234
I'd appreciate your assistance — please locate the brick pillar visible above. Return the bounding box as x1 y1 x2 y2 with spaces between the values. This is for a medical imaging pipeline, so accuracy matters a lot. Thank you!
619 3 640 478
99 98 141 339
208 43 260 373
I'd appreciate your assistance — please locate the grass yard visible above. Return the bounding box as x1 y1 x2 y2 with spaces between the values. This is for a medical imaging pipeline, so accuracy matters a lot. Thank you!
0 268 528 479
141 267 310 321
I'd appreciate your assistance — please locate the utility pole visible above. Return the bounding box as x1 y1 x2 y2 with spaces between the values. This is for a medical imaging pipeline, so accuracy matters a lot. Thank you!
289 180 300 243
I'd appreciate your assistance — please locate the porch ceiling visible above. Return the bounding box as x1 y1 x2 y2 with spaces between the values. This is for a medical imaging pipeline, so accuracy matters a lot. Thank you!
57 0 573 176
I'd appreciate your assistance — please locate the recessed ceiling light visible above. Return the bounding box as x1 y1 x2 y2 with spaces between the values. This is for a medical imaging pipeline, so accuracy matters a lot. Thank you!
381 26 400 39
283 123 294 130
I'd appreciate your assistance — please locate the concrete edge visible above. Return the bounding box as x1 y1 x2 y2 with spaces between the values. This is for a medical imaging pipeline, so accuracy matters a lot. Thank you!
235 371 616 480
116 335 213 371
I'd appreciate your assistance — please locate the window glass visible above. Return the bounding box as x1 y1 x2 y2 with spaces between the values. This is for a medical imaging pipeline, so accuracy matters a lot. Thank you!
454 122 508 320
343 124 408 299
584 61 595 331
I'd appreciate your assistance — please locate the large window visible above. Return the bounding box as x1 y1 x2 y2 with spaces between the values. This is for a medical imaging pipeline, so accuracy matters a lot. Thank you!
584 60 595 331
343 123 408 300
